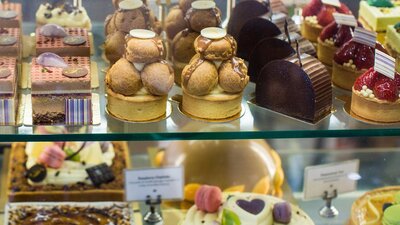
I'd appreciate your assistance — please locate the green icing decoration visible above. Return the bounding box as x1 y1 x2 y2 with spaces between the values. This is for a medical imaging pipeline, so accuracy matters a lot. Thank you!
395 22 400 33
382 205 400 225
367 0 394 7
65 148 81 162
222 209 241 225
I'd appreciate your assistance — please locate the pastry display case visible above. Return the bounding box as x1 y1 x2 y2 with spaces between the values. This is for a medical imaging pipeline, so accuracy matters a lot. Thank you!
0 0 400 224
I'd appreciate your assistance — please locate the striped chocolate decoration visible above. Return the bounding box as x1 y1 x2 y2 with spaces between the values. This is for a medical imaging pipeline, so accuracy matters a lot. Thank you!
65 98 92 125
0 99 14 125
374 50 396 79
353 27 376 48
333 13 357 27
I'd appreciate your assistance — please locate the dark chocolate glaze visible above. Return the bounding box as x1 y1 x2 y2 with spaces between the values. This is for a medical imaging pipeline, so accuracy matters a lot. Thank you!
248 37 295 82
227 0 270 40
255 54 332 123
237 17 281 60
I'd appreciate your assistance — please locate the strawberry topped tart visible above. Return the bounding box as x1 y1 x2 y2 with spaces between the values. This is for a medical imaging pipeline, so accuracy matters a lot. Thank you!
332 38 386 90
301 0 351 43
317 20 358 66
351 67 400 123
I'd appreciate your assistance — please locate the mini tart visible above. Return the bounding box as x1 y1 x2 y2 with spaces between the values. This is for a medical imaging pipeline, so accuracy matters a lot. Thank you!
107 87 167 122
350 186 400 225
317 37 337 66
351 87 400 123
332 61 366 90
182 88 242 120
301 18 323 43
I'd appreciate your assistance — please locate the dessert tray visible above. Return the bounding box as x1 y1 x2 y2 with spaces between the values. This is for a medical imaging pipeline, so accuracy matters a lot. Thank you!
4 202 134 225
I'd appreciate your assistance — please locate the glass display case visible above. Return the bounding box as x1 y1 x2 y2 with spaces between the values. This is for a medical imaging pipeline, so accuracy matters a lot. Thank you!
0 0 399 224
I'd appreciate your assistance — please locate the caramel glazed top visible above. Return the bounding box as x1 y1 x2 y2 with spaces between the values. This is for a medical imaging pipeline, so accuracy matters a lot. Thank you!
7 204 131 225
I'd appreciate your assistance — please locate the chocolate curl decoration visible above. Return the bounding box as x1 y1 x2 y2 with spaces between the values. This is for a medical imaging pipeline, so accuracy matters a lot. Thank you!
65 142 87 160
284 19 291 45
73 0 77 7
78 0 82 8
296 40 302 68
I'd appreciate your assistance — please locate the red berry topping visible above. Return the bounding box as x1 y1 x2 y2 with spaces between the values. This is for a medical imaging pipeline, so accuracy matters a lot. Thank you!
354 44 375 70
373 77 398 102
394 73 400 89
320 21 338 41
334 25 354 47
334 41 358 65
302 0 323 17
338 3 351 14
354 68 379 91
317 5 336 26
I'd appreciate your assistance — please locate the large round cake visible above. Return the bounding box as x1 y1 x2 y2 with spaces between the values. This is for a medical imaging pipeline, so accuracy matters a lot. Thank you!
181 186 315 225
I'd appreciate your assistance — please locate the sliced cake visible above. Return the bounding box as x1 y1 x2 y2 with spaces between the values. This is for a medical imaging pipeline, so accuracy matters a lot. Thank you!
36 24 90 56
31 53 92 125
0 57 17 125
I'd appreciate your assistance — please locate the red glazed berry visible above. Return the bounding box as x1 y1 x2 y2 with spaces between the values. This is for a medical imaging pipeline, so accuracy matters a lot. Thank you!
373 77 398 102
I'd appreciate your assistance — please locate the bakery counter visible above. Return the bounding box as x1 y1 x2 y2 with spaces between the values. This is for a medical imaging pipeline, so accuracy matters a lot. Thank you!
2 23 400 142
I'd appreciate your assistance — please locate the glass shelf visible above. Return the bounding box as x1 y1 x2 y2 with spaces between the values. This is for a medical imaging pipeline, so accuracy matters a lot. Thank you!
3 23 399 142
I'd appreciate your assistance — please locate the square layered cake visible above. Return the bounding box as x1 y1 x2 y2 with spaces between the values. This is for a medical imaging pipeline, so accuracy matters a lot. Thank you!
31 56 92 125
5 202 132 224
386 24 400 72
0 57 17 125
36 27 90 56
0 3 22 28
359 1 400 42
8 142 129 202
0 27 21 57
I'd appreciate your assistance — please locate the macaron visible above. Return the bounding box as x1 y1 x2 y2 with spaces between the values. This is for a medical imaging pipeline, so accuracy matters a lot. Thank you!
37 145 66 169
382 204 400 225
194 185 222 213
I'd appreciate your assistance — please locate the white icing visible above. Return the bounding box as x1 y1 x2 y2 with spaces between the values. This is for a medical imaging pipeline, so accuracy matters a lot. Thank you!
36 4 92 30
119 0 143 10
133 62 146 71
201 27 226 40
191 0 216 10
26 142 115 186
129 29 156 39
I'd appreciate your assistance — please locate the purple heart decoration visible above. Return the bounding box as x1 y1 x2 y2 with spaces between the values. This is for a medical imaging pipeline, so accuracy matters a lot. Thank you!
236 199 265 215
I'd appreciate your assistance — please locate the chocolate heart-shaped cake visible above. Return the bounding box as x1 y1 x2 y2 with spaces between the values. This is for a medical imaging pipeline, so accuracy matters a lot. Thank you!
236 199 265 215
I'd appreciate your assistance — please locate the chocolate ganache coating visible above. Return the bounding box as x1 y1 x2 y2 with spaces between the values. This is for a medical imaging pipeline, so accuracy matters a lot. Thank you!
256 54 332 123
248 38 295 82
227 0 271 41
237 17 281 60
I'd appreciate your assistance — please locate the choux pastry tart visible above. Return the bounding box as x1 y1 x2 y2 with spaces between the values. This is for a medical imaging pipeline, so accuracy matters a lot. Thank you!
106 29 174 122
181 27 249 120
171 0 222 85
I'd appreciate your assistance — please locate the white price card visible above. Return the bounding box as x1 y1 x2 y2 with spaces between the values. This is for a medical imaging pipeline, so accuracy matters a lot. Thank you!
322 0 341 7
124 167 184 202
303 160 360 200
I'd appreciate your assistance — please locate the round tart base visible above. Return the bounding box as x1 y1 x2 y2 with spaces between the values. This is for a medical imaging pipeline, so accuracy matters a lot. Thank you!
332 61 365 91
351 88 400 123
182 90 242 120
317 37 337 66
350 186 400 225
301 20 322 43
107 88 167 122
